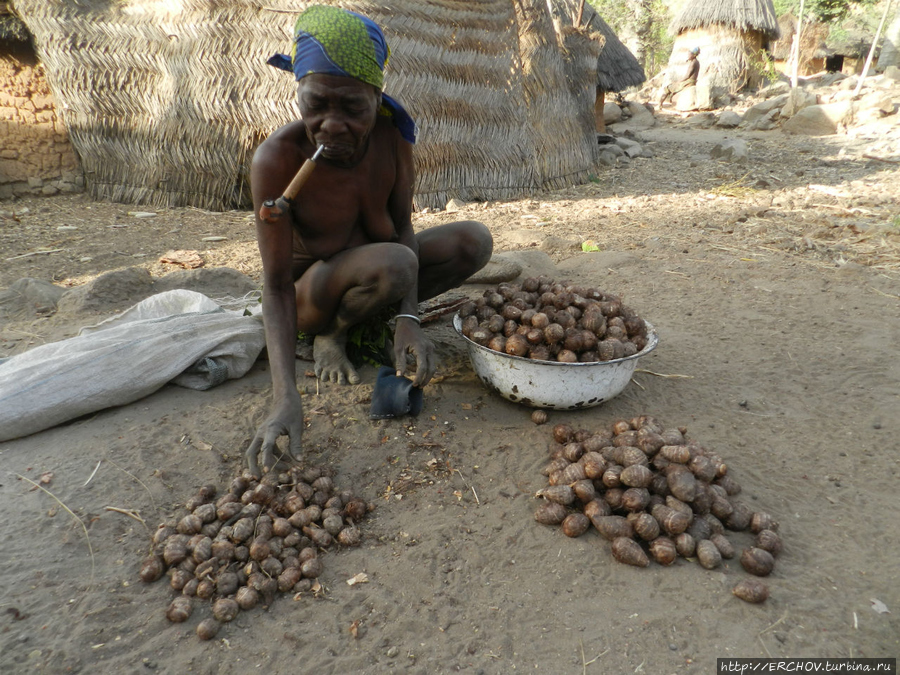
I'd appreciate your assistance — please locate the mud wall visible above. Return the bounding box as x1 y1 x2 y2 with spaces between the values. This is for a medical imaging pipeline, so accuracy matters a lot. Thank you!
0 44 82 199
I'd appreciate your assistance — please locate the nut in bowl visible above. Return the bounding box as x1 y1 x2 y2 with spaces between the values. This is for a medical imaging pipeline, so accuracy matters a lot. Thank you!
453 313 658 409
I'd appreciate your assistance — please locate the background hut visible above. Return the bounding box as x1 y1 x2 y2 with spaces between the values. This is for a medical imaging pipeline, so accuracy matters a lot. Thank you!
771 13 830 76
11 0 605 212
665 0 781 105
825 29 881 75
552 0 646 133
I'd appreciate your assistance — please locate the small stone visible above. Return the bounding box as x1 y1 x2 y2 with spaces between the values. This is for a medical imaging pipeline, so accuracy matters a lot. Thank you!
386 646 399 658
445 198 467 212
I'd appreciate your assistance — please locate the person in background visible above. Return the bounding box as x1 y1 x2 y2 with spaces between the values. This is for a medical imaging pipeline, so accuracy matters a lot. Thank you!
246 5 493 476
658 46 701 107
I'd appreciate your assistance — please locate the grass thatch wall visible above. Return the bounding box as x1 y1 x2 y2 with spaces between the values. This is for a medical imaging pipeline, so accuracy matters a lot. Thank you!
671 0 780 38
12 0 605 211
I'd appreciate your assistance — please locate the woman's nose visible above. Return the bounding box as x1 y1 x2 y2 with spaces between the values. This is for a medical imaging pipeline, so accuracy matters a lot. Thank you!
319 114 347 135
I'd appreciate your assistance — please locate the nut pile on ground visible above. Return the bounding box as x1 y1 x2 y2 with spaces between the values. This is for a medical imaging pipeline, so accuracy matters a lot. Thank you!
534 417 781 604
458 277 649 363
139 465 372 639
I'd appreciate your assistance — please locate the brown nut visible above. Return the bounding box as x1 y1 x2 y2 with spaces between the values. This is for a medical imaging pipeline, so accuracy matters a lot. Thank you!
620 464 652 488
212 598 240 623
740 547 776 577
196 618 221 641
300 557 324 579
733 578 769 604
337 526 362 547
649 536 677 566
531 410 548 425
535 502 568 528
710 533 735 559
674 532 696 558
535 485 575 506
139 556 164 583
755 529 783 556
561 513 590 538
235 586 259 610
632 512 661 542
590 515 634 541
611 537 649 567
696 539 722 570
750 512 779 533
165 596 193 623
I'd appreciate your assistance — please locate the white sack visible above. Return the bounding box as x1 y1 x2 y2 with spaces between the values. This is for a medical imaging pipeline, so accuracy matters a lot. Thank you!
0 290 266 442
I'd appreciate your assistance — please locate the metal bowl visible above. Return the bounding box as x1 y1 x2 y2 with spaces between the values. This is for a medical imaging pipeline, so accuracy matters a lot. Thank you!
453 314 658 410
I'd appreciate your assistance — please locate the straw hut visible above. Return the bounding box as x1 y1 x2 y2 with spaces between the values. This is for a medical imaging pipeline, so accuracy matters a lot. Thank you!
666 0 781 102
11 0 606 211
552 0 646 132
824 29 881 75
771 14 829 75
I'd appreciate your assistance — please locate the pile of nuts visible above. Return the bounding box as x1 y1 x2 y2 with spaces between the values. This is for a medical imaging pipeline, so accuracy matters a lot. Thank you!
534 417 781 604
458 277 649 363
139 465 371 639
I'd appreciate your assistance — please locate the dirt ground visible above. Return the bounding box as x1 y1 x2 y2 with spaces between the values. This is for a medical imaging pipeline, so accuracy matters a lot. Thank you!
1 114 899 674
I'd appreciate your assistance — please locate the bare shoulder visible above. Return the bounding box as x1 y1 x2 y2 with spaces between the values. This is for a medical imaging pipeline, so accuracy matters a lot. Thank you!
253 121 307 171
251 121 309 203
371 116 413 178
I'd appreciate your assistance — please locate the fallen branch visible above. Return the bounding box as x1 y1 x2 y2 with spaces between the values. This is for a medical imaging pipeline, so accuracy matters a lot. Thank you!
14 472 95 586
635 369 694 379
863 154 900 164
5 248 65 261
867 286 900 300
105 506 146 525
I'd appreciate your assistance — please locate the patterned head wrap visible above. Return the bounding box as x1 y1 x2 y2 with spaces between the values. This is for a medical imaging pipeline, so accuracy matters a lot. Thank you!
267 5 416 144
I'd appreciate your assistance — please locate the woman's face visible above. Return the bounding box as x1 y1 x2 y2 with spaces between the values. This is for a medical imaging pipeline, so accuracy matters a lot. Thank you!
297 73 381 164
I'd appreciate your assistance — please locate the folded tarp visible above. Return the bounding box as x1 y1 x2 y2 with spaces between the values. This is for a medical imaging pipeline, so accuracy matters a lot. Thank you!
0 289 266 442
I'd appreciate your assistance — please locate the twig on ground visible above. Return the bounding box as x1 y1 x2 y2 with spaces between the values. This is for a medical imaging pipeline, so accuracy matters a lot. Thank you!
867 286 900 300
84 460 102 487
105 506 146 525
863 154 900 164
14 472 95 586
758 611 788 657
105 458 157 513
580 640 610 674
634 369 693 379
5 249 66 261
452 468 480 505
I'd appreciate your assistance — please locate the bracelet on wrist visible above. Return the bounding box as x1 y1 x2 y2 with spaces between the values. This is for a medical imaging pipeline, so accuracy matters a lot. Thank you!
394 313 421 325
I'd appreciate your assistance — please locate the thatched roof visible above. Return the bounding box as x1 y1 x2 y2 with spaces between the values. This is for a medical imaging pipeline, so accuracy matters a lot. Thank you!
671 0 781 40
552 0 646 92
0 2 30 43
11 0 606 211
827 30 878 59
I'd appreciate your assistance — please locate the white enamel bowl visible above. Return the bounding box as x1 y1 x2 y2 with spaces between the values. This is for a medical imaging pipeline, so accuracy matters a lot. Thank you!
453 314 658 410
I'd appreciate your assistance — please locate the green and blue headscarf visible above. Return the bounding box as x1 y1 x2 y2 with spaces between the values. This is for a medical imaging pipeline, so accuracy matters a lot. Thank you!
267 5 416 144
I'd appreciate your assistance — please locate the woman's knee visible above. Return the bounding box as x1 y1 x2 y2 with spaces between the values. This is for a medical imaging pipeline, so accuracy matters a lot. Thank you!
457 221 493 270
